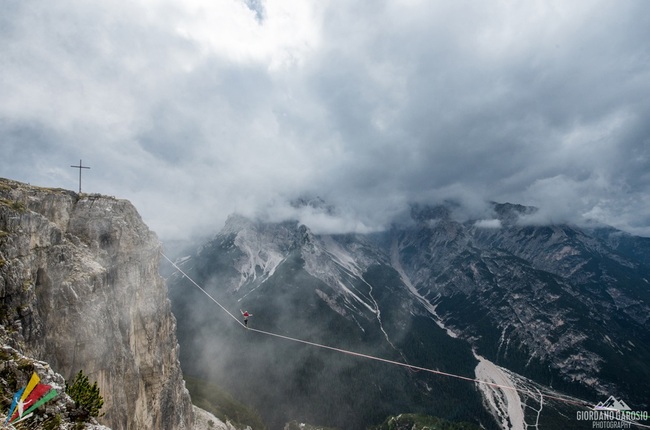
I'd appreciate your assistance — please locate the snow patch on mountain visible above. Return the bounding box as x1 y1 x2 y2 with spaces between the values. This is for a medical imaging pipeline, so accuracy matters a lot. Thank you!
231 222 286 289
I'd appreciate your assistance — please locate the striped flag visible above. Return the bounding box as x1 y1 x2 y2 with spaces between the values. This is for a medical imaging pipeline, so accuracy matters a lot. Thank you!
4 372 58 424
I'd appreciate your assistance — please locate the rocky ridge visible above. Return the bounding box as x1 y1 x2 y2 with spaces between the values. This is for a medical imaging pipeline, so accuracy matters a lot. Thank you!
0 178 193 429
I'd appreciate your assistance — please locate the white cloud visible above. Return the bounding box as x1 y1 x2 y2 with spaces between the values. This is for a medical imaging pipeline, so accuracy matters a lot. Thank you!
171 0 324 70
1 0 649 239
475 219 502 229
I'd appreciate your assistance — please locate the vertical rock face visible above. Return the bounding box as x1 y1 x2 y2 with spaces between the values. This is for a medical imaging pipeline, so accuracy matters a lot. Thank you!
0 178 194 430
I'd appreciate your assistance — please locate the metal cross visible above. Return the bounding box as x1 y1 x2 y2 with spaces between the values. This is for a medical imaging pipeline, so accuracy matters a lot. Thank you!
70 159 91 194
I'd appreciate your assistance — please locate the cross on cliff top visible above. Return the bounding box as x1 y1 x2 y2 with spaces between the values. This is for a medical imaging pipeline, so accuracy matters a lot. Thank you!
70 159 90 194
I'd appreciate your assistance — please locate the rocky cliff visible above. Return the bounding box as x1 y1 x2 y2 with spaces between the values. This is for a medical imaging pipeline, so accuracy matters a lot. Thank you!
0 178 194 429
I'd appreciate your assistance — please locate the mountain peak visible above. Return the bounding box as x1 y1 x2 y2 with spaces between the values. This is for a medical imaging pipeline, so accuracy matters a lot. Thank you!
409 202 453 222
290 195 336 215
491 201 538 224
169 206 650 429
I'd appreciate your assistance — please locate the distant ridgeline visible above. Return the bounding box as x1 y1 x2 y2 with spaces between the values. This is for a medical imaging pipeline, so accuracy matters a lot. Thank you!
167 205 650 429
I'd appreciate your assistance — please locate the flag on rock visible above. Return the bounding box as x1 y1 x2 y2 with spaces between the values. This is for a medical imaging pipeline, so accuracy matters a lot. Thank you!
4 372 57 425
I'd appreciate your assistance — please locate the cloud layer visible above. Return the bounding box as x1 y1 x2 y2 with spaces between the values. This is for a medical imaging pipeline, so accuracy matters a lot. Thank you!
2 0 649 239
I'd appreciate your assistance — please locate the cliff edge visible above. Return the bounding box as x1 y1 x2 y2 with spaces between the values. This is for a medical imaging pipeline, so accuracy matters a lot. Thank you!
0 178 194 429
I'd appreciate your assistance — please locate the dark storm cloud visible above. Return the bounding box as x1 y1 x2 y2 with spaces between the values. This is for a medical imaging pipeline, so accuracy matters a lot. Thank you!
298 1 650 234
0 0 649 238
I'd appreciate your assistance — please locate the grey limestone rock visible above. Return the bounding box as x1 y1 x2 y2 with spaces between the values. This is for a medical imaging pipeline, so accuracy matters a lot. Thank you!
0 178 193 430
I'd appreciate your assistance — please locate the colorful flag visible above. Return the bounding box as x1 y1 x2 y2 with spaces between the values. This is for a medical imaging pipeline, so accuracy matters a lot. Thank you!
4 388 24 425
11 384 52 422
4 372 58 425
21 388 58 418
19 372 40 403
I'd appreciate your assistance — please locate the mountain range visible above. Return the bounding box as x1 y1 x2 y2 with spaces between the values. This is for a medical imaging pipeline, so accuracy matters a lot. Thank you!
166 201 650 429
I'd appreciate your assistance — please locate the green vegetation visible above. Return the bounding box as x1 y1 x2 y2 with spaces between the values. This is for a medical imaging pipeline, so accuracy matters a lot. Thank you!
11 201 26 211
371 413 482 430
0 198 26 212
185 376 266 430
65 370 104 420
0 348 13 362
42 414 62 430
0 198 27 212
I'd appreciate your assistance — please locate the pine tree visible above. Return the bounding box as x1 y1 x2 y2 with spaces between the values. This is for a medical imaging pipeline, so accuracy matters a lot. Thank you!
65 370 104 420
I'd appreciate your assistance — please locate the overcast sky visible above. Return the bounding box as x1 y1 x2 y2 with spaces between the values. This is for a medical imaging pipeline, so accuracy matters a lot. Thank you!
2 0 649 240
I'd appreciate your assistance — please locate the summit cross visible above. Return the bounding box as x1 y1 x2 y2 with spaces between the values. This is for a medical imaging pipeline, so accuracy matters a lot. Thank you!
70 159 90 194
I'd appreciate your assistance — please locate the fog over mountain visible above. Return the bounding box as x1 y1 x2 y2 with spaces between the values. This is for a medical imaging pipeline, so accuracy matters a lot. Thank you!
2 0 649 240
166 201 650 429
